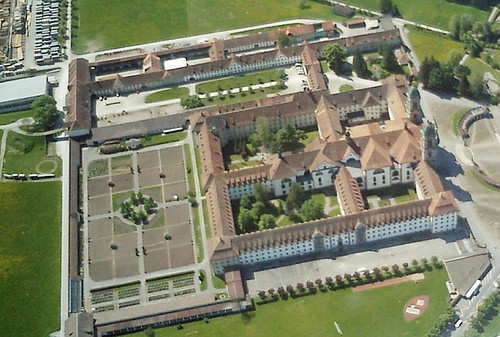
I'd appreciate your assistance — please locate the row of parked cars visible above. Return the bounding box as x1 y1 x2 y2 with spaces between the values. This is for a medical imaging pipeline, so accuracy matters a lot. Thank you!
34 0 61 65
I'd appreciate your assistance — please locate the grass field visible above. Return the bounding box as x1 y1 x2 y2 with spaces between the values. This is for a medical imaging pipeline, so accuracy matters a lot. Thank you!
464 56 500 83
0 182 61 337
341 0 489 29
72 0 345 54
0 110 33 125
140 131 187 147
3 132 61 176
196 69 284 94
129 268 449 337
145 87 190 103
479 299 500 336
202 87 281 106
406 25 464 63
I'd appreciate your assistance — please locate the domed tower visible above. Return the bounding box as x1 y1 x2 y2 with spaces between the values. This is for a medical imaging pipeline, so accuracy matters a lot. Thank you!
405 86 423 125
420 120 440 167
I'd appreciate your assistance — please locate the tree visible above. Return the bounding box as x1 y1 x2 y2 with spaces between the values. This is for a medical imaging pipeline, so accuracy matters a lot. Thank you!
321 43 346 74
352 48 369 78
258 290 266 299
144 327 155 337
457 73 470 96
254 183 269 204
268 288 275 296
379 44 400 73
391 3 401 17
276 123 306 151
181 95 203 109
251 201 267 220
31 95 59 131
379 0 392 14
315 278 323 287
258 214 276 229
470 75 486 99
286 183 305 210
277 33 291 48
335 274 343 284
300 200 324 221
296 283 305 292
419 56 440 88
238 208 257 233
254 117 274 150
325 276 333 285
449 14 476 41
240 195 252 210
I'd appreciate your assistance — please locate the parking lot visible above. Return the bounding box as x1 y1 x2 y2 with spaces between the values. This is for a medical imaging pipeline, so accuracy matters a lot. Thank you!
85 145 194 282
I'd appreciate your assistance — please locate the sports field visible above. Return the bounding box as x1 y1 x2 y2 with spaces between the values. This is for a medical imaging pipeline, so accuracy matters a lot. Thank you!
0 182 61 337
128 269 449 337
72 0 344 54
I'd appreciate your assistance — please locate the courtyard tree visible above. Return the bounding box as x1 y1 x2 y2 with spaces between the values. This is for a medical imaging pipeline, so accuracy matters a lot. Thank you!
286 183 305 210
254 183 269 204
379 44 400 73
31 95 60 131
240 195 252 210
258 214 277 229
253 117 274 150
431 256 440 268
268 288 275 296
321 43 346 74
251 201 267 220
352 48 369 78
335 274 343 284
277 32 291 48
315 278 323 287
300 199 324 221
325 276 333 286
238 208 257 233
296 282 305 292
276 123 306 151
258 290 266 299
180 95 203 109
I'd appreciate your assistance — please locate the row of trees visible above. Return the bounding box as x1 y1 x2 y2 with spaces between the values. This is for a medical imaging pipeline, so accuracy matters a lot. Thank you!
426 307 456 337
469 290 500 333
250 117 306 153
420 54 486 98
257 257 442 302
449 14 496 57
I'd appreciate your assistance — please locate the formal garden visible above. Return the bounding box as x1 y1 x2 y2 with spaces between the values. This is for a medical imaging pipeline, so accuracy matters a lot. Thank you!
130 259 451 337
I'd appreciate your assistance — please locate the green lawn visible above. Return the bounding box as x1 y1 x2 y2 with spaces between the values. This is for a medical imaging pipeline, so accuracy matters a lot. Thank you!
339 84 354 92
0 182 61 337
452 108 471 137
393 188 418 204
184 144 195 191
140 131 187 147
464 56 500 83
192 203 204 263
129 268 449 337
193 144 204 196
145 87 190 103
341 0 489 29
201 87 281 106
72 0 344 53
300 129 319 147
479 299 500 336
196 69 284 94
202 200 211 239
406 25 464 62
228 160 260 170
232 23 303 36
0 110 33 125
3 132 61 176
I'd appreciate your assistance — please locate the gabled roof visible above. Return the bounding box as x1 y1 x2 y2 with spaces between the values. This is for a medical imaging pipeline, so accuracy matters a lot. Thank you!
315 95 343 141
414 160 444 198
198 123 225 189
335 166 364 215
360 138 392 170
389 127 421 164
428 191 458 216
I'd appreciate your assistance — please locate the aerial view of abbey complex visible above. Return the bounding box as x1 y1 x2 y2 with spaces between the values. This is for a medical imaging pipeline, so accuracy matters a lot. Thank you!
5 0 500 336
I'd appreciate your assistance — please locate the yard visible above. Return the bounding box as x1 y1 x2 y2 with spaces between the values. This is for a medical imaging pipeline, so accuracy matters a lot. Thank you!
145 87 190 103
339 0 489 29
3 132 61 176
72 0 344 54
140 131 187 147
0 109 33 125
406 25 464 63
0 182 61 337
129 268 449 337
196 69 285 94
464 56 500 84
201 86 281 107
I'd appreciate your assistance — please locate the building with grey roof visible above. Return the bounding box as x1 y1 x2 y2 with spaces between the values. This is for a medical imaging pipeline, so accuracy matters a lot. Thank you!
0 75 48 113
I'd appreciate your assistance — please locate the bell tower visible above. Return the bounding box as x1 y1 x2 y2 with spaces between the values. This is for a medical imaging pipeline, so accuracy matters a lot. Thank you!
420 120 440 167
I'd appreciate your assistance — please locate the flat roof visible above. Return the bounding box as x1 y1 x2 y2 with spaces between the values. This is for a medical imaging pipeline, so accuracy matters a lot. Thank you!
0 75 48 103
444 249 491 295
163 58 187 71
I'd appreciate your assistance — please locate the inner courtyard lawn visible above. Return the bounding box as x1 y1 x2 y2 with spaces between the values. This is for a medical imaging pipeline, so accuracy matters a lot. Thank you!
0 182 61 337
129 268 449 337
72 0 345 54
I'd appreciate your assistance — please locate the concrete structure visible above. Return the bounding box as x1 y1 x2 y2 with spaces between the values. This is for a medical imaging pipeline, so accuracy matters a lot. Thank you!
0 75 48 113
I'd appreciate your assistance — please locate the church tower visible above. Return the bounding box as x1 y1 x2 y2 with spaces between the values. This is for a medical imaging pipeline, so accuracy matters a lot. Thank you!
420 120 440 167
405 86 423 125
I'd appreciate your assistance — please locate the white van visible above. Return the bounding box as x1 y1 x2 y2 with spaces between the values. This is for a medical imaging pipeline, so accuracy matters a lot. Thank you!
454 319 463 328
